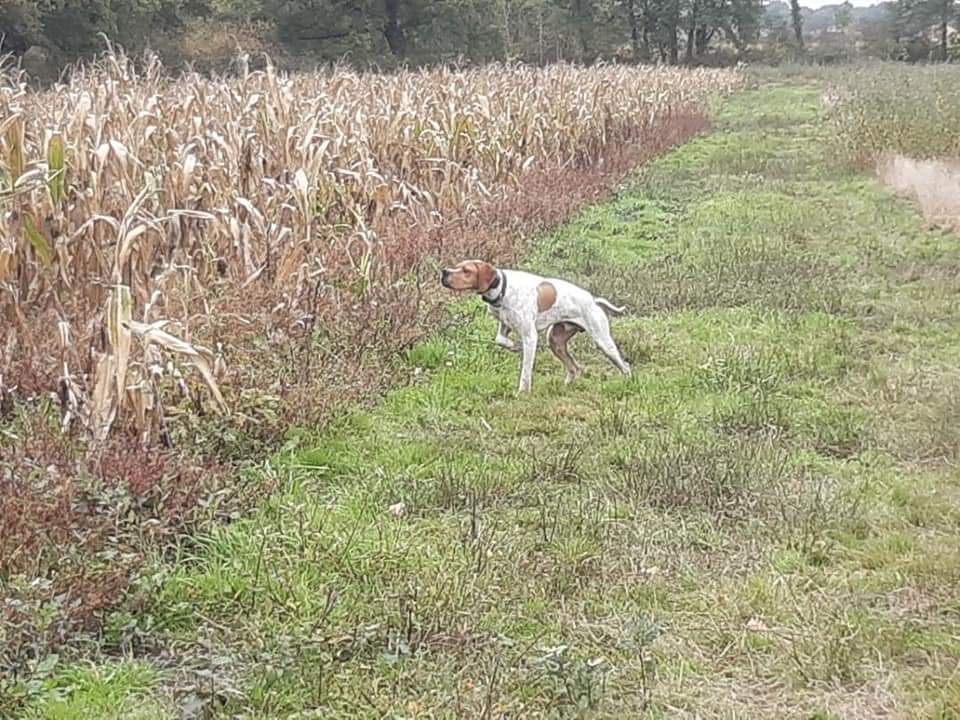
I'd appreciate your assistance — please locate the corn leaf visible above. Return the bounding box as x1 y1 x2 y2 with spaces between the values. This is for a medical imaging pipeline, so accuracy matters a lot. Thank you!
24 215 53 267
5 118 24 181
47 132 66 205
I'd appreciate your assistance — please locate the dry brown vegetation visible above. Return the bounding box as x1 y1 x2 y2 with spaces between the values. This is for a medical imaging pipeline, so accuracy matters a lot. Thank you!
0 52 741 668
0 53 739 446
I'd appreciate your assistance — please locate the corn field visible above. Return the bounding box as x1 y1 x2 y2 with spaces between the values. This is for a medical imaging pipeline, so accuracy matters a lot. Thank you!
0 52 741 449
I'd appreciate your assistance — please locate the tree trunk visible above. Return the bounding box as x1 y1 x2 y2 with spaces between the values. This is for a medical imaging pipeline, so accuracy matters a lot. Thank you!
573 0 593 62
383 0 405 56
627 0 641 61
940 14 949 61
501 0 511 59
695 27 714 55
641 0 653 59
789 0 804 49
539 6 545 64
685 0 698 62
669 0 681 63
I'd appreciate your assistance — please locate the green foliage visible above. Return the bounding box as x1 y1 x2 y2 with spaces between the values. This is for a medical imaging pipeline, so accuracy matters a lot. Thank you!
834 0 852 31
23 661 168 720
0 0 46 53
888 0 958 60
6 0 767 76
1 0 954 76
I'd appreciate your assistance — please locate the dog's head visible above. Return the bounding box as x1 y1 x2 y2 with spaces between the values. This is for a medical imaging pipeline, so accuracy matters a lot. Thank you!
440 260 497 292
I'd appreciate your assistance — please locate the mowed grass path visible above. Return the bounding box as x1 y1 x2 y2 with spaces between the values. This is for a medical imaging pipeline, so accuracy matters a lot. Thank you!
28 84 960 719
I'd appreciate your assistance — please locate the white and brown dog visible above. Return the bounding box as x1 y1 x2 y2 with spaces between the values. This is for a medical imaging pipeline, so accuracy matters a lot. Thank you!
441 260 631 393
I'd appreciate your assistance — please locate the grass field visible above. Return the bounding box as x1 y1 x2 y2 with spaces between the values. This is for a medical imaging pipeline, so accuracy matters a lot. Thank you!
12 80 960 718
0 59 734 676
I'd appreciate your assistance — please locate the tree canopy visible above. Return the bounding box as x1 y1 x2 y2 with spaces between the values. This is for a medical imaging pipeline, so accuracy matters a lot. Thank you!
0 0 955 78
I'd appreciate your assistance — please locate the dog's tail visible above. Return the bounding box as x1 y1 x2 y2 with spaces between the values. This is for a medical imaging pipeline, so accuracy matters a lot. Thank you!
595 297 627 316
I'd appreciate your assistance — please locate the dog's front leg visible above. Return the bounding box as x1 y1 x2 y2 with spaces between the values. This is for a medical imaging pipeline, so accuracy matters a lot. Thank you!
518 328 538 393
494 319 519 353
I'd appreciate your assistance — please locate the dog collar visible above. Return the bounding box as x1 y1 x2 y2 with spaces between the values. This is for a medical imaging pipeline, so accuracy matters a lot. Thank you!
481 270 506 307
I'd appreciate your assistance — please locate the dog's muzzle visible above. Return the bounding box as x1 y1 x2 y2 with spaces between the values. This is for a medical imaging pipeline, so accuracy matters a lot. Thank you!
440 268 452 288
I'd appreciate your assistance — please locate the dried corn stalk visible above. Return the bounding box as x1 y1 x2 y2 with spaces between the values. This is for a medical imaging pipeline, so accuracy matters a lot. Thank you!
0 49 742 447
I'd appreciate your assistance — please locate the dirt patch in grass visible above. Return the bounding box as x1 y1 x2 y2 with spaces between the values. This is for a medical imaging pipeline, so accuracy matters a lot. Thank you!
877 153 960 231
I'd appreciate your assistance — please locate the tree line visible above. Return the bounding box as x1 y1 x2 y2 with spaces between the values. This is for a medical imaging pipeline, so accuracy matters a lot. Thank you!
0 0 956 78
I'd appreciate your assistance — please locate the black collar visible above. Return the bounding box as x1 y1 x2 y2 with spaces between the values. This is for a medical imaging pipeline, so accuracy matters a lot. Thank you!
481 270 506 307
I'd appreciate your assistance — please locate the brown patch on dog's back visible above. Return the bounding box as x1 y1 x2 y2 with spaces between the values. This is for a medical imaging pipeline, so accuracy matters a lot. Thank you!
537 281 557 312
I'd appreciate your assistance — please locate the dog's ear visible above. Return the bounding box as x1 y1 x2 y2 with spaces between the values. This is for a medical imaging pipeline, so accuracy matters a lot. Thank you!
476 262 496 292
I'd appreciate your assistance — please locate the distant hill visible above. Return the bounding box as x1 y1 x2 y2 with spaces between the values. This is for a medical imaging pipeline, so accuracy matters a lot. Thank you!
764 1 895 33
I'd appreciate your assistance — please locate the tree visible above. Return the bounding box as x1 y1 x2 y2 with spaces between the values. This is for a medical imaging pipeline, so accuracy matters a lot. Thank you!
625 0 643 58
655 0 681 62
789 0 805 48
834 0 853 32
3 0 913 78
382 0 406 55
890 0 956 60
0 0 46 54
725 0 763 50
681 0 761 61
685 0 702 60
927 0 956 59
620 0 661 59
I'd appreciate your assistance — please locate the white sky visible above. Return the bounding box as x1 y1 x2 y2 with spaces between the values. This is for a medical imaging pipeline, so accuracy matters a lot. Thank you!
801 0 880 8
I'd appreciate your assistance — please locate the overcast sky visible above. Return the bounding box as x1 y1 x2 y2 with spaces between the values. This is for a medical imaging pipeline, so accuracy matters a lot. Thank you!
800 0 880 8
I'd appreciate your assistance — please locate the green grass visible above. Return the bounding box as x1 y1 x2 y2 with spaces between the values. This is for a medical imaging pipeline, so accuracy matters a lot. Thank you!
20 661 166 720
17 80 960 719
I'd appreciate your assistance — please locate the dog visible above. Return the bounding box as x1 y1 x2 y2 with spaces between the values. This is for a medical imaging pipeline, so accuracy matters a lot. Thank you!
440 260 631 393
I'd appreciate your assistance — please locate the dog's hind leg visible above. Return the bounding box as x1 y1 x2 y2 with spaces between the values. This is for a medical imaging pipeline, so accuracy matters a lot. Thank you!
548 322 583 384
585 309 631 376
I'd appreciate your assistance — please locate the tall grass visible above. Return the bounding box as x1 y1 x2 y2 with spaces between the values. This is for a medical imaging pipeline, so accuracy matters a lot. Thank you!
826 63 960 164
